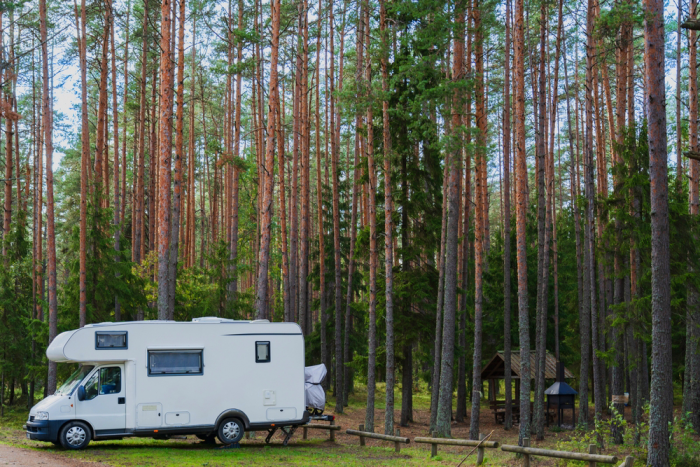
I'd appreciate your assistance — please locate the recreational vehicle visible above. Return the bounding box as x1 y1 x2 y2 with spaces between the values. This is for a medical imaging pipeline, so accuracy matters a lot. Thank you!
24 318 312 449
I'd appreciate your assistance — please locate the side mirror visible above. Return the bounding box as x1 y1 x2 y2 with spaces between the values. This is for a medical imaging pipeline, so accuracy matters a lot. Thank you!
77 386 86 401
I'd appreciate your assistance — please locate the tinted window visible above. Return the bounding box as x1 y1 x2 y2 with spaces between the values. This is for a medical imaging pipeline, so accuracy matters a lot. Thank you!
96 332 127 349
99 367 121 394
256 342 270 363
148 350 203 375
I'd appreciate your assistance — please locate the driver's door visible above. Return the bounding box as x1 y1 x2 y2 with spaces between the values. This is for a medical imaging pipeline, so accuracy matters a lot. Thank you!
76 365 126 433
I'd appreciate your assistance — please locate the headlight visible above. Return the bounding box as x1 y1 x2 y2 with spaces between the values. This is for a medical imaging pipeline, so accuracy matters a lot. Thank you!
35 412 49 421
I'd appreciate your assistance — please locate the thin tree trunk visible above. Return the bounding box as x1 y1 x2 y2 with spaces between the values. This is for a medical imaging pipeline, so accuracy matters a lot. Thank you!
109 0 121 320
255 0 280 318
502 0 513 431
380 0 395 435
40 0 58 394
331 0 344 415
78 0 89 328
157 0 173 319
514 0 531 444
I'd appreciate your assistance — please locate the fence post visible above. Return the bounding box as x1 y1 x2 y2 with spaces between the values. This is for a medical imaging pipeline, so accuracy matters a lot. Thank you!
477 433 485 466
394 428 401 453
588 444 597 467
330 419 335 442
430 431 438 457
522 438 530 467
302 426 307 440
623 456 634 467
359 424 365 446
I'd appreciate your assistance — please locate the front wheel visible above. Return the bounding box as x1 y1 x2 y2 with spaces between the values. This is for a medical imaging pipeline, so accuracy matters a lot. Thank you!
217 418 244 445
59 421 91 450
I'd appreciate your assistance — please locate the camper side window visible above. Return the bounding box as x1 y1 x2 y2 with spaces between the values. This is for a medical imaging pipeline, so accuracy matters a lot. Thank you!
96 331 127 349
148 350 203 376
256 342 270 363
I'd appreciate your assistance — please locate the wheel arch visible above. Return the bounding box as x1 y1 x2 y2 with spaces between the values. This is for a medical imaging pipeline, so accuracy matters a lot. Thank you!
215 409 251 430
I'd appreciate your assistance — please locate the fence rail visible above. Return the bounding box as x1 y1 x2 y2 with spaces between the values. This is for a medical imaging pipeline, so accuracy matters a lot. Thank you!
414 434 499 462
302 422 341 442
501 439 621 467
346 425 410 453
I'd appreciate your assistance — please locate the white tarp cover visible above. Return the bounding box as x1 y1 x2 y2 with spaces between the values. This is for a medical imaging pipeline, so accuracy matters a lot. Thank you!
304 364 327 410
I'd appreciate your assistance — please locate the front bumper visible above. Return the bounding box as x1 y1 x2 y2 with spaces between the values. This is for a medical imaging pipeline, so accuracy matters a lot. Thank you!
24 419 65 442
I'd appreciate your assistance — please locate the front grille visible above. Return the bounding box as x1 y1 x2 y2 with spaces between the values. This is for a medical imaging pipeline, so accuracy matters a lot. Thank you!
29 416 35 422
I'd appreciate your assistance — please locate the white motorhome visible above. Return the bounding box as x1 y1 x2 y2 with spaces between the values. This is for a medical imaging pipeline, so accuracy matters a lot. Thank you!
24 318 310 449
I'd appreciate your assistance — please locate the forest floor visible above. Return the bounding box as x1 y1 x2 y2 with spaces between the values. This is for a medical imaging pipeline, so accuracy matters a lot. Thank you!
0 384 651 466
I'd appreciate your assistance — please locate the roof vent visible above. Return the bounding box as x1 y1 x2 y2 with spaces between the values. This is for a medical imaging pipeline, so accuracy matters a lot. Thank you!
250 319 270 324
192 317 234 323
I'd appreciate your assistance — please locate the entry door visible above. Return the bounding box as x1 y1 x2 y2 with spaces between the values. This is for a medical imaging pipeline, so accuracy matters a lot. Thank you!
76 365 126 433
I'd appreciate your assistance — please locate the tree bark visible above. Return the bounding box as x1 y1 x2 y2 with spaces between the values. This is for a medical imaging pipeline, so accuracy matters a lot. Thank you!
514 0 531 444
255 0 280 318
645 0 673 464
157 0 173 319
503 0 513 431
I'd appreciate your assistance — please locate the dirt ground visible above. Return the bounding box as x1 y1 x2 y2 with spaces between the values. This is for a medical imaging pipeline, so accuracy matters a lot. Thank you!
0 443 111 467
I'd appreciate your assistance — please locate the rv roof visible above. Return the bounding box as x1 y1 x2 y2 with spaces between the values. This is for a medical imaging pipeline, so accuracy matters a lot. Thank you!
83 317 271 327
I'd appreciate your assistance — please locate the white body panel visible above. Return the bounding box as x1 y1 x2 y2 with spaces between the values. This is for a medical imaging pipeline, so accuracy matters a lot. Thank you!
35 319 306 436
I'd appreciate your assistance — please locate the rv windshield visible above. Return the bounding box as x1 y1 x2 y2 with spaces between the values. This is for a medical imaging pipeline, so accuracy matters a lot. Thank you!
55 365 94 396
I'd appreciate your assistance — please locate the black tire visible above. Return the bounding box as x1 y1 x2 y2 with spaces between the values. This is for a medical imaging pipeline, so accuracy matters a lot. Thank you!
217 418 244 445
59 421 91 450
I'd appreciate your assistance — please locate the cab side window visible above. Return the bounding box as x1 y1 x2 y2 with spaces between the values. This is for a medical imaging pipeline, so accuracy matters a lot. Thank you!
84 373 99 400
99 367 121 394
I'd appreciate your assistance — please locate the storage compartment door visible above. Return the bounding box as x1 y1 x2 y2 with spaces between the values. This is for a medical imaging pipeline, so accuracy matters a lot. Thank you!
136 403 162 427
266 407 297 421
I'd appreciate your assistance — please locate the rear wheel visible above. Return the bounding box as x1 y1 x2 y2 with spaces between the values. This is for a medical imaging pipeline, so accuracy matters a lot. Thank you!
217 418 244 445
59 422 91 450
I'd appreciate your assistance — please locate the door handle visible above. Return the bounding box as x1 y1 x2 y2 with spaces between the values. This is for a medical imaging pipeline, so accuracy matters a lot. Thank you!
118 397 125 404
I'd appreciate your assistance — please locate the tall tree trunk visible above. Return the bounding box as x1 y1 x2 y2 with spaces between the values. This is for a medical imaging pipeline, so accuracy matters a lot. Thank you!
157 0 173 319
470 0 485 442
168 0 186 318
40 0 58 394
688 0 700 432
331 0 344 415
380 0 395 435
514 0 531 444
298 0 310 334
364 2 378 433
134 0 148 271
255 0 280 318
109 0 121 320
230 1 243 299
436 3 466 435
78 0 89 328
645 0 672 463
533 2 548 440
502 0 513 431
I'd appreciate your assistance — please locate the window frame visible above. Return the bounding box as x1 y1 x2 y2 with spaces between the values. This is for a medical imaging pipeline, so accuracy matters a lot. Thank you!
95 331 128 350
255 341 271 363
147 349 204 377
98 367 122 395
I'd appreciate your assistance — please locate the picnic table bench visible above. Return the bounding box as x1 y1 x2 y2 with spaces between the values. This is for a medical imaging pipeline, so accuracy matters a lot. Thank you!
489 400 554 425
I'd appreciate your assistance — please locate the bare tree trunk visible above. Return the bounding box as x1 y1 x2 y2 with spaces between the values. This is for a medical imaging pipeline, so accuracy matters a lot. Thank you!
470 0 485 442
255 0 280 318
645 0 672 463
40 0 58 394
514 0 531 444
330 0 344 415
109 0 121 320
502 0 513 431
364 2 378 433
157 0 173 319
78 0 89 328
380 0 395 435
298 0 310 334
437 3 466 435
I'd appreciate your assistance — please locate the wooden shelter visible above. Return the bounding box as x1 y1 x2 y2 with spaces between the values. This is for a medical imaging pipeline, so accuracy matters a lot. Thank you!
480 351 575 425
